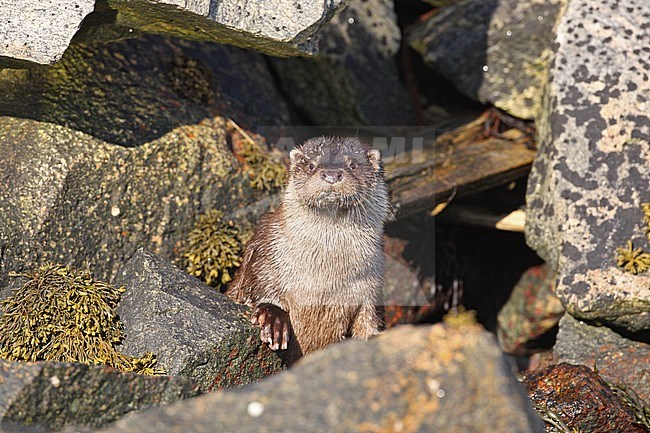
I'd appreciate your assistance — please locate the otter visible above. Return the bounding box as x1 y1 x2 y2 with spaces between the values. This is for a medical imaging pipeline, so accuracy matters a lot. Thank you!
226 136 389 364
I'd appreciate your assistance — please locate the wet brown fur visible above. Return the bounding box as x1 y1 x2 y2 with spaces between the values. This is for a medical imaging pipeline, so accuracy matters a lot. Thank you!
226 136 389 364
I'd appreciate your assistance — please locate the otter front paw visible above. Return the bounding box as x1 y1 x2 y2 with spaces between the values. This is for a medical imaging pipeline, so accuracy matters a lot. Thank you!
251 303 291 351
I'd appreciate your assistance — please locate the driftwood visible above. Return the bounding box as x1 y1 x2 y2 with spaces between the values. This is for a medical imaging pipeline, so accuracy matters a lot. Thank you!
436 207 526 233
384 113 536 218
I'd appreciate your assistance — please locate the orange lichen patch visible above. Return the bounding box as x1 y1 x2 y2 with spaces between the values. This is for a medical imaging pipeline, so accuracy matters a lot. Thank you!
227 119 286 191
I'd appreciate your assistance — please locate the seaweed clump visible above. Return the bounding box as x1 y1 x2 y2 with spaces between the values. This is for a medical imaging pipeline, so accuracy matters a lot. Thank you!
240 138 286 191
616 203 650 275
183 210 243 290
442 306 478 328
0 264 163 375
616 241 650 275
609 382 650 430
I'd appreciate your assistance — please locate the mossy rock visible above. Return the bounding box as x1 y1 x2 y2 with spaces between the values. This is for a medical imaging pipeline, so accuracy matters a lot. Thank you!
0 115 272 291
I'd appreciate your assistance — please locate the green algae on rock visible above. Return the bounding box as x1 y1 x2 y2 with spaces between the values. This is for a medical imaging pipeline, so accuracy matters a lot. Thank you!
0 35 291 147
0 264 163 375
183 210 243 290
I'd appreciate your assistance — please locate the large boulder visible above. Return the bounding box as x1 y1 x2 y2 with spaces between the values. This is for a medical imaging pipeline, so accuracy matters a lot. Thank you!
0 0 94 67
0 115 248 290
0 0 346 67
96 322 544 433
0 35 289 290
114 249 283 392
525 0 650 332
270 0 413 126
0 35 290 146
524 363 647 433
0 360 200 431
409 0 565 120
554 314 650 402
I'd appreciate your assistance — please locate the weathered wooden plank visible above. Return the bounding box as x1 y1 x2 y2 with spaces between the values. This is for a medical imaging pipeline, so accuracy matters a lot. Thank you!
385 127 536 218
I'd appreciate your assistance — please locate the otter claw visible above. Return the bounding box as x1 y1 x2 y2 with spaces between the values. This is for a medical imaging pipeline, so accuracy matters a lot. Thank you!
252 303 291 351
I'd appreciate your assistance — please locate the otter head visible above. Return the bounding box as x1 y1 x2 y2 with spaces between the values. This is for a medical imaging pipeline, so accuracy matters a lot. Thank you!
288 136 386 212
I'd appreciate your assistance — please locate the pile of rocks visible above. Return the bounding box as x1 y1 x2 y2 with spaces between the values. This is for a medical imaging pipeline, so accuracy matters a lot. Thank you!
1 0 648 431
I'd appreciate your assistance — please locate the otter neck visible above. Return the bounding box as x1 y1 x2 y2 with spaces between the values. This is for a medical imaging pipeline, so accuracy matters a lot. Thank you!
282 182 386 231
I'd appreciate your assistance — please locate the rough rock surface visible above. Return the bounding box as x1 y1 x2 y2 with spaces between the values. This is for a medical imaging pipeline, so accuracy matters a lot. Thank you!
0 34 290 290
524 363 646 433
0 35 290 146
0 0 346 67
409 0 565 119
114 249 283 392
525 0 650 331
270 0 413 126
0 360 200 431
0 115 251 291
96 323 543 433
0 0 94 67
497 264 564 355
553 314 650 402
383 236 435 327
0 423 46 433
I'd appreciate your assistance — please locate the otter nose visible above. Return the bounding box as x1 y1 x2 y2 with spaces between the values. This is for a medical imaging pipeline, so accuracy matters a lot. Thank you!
320 169 343 184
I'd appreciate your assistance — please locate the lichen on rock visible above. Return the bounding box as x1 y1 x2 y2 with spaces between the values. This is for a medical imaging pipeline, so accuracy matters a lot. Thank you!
642 202 650 242
0 264 163 375
228 120 287 192
182 210 243 290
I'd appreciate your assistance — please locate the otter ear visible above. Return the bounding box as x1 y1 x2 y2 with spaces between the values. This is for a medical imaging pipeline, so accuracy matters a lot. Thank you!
367 148 382 171
290 148 304 163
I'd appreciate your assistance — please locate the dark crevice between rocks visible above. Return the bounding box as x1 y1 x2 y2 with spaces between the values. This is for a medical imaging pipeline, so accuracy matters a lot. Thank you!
393 0 487 125
386 178 545 334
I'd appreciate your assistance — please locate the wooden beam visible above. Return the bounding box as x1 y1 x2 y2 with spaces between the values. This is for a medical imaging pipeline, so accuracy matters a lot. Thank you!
384 120 536 218
437 206 526 232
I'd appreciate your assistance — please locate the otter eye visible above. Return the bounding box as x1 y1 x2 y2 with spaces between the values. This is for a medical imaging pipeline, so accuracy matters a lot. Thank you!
308 163 316 171
349 161 358 170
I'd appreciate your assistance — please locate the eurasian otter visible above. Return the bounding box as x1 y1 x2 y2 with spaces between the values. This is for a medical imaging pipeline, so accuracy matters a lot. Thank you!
226 136 389 363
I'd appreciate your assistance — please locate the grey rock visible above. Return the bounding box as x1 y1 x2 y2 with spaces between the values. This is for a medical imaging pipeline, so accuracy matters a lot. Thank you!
409 0 565 119
525 0 650 331
0 0 94 66
554 314 650 402
0 35 290 146
0 116 246 290
0 35 289 291
0 0 346 67
96 323 543 433
114 249 283 392
0 359 200 431
270 0 414 126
